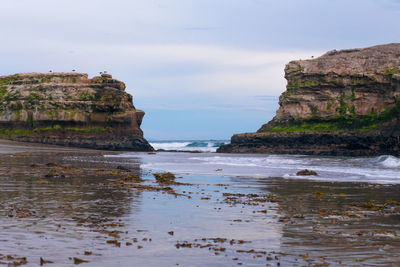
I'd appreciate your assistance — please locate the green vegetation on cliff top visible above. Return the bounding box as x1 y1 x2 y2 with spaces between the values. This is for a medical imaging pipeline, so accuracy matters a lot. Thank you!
0 125 112 136
267 119 378 133
384 66 400 76
267 103 399 133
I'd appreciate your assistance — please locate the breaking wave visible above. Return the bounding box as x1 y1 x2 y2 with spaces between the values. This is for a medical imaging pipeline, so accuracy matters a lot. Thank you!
149 140 229 152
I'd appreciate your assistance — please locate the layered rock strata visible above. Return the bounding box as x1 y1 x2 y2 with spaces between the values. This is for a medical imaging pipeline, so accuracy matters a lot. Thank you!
0 72 153 151
218 43 400 156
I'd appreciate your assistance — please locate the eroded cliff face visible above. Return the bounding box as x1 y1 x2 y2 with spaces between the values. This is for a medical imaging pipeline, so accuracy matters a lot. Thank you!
0 72 153 151
218 43 400 155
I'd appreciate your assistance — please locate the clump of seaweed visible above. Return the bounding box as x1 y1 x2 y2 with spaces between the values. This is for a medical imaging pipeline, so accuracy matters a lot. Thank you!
153 172 177 185
296 169 318 176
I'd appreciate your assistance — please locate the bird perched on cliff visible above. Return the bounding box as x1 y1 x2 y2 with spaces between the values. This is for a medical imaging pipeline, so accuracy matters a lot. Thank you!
49 70 52 72
72 69 76 72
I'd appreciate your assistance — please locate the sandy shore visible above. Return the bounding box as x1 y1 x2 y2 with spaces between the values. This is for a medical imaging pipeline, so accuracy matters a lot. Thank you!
0 140 400 266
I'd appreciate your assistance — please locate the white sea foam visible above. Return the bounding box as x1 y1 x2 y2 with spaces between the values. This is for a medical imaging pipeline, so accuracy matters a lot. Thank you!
149 140 229 152
150 142 191 150
376 155 400 168
105 150 400 184
189 155 303 167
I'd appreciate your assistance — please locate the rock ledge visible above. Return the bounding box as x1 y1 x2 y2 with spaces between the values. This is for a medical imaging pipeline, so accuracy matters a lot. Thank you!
0 72 153 151
218 43 400 156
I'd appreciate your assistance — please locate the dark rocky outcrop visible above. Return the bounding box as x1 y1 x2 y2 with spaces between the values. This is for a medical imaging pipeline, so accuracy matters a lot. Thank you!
218 43 400 156
0 72 153 151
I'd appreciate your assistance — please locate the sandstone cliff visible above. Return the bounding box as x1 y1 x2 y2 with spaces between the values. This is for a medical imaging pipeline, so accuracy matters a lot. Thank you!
218 43 400 155
0 72 153 151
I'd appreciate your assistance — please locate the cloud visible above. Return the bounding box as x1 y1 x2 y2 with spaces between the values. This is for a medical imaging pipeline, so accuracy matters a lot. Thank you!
0 0 397 139
113 44 322 96
0 38 322 101
79 43 322 96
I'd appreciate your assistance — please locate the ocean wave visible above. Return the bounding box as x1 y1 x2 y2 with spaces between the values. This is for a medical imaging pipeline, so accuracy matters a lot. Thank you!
376 155 400 168
186 142 209 147
104 152 400 184
150 140 229 152
189 155 303 167
212 142 226 147
149 142 191 150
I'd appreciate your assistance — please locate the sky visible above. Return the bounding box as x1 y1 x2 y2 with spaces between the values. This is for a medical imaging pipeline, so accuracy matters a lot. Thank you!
0 0 399 140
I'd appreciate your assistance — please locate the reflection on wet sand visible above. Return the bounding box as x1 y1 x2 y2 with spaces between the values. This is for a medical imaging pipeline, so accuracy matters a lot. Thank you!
1 140 400 266
264 179 400 265
0 150 144 266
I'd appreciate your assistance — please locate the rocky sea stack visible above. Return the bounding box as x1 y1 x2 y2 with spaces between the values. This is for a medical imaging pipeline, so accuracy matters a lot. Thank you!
0 72 153 151
218 43 400 156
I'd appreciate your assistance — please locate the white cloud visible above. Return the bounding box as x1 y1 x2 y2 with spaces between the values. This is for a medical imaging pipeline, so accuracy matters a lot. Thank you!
80 43 322 96
0 39 323 100
91 43 320 68
0 0 396 139
106 44 323 96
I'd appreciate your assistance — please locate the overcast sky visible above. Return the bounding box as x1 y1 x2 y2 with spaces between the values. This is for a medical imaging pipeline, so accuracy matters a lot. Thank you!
0 0 399 140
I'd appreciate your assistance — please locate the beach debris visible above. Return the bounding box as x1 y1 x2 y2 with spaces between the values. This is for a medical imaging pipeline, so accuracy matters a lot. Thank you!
313 263 330 267
168 231 174 236
0 255 28 266
296 169 318 176
153 172 177 184
73 257 88 264
175 242 192 248
7 207 36 218
106 240 121 247
236 249 266 254
116 165 130 171
45 162 59 167
314 191 326 198
222 192 278 206
40 257 53 265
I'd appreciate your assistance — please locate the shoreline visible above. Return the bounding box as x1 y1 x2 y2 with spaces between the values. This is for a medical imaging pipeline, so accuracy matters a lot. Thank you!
0 141 400 265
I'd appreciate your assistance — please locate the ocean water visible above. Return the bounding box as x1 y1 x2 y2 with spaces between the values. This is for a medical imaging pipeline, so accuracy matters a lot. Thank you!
2 141 400 266
106 149 400 184
149 140 229 152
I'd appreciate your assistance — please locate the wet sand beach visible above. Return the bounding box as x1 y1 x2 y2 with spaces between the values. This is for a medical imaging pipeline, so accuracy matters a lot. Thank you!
0 140 400 266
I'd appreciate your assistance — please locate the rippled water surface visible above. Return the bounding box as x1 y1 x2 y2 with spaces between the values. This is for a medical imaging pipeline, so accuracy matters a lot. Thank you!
1 141 400 266
113 152 400 184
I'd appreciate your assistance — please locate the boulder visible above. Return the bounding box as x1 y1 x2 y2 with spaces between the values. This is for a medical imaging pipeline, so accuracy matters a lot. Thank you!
218 43 400 156
0 72 153 151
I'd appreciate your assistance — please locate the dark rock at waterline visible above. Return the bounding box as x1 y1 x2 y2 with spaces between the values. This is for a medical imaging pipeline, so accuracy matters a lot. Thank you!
217 132 400 156
0 72 153 151
296 169 318 176
218 43 400 156
156 149 202 153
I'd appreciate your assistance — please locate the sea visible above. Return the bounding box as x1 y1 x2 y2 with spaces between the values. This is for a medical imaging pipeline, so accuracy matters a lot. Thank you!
149 140 229 152
1 140 400 266
112 139 400 184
